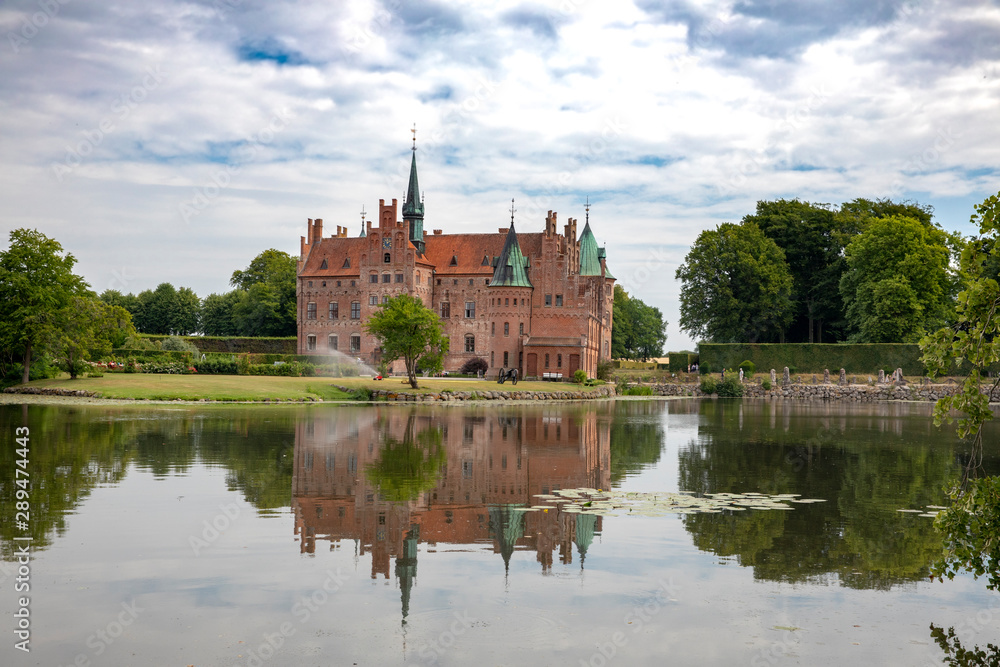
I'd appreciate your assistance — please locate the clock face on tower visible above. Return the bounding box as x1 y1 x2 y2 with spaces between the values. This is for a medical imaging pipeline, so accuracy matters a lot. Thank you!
382 237 392 249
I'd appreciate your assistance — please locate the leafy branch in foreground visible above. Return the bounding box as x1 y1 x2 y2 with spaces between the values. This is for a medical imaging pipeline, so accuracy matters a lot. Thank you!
920 191 1000 591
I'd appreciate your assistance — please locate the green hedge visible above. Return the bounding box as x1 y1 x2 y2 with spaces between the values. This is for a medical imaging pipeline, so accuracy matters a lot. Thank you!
110 349 194 362
698 343 928 376
141 335 297 354
668 352 698 373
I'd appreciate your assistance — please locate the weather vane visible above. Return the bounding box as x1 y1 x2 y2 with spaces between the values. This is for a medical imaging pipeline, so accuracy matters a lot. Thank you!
411 123 417 151
510 198 516 225
585 196 590 224
360 205 366 234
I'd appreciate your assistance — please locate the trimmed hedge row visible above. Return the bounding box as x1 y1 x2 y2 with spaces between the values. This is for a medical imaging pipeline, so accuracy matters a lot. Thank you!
140 336 297 354
698 343 928 376
668 352 698 373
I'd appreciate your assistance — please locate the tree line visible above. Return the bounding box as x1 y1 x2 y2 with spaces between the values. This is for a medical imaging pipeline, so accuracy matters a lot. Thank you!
675 197 964 344
99 248 297 337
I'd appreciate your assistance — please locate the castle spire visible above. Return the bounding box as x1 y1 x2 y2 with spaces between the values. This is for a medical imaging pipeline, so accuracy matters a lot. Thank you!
402 127 425 253
490 217 532 288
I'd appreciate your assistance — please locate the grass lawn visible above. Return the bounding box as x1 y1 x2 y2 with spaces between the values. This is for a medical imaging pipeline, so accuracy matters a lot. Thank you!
22 373 598 401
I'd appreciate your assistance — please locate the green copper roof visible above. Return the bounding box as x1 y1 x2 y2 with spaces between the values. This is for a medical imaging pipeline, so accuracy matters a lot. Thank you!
578 221 603 276
402 151 424 219
490 224 533 288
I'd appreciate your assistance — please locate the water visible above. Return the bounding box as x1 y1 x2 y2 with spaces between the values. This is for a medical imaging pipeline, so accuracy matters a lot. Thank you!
1 399 998 665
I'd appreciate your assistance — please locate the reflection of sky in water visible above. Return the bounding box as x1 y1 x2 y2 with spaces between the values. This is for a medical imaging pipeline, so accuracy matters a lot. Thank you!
0 401 997 666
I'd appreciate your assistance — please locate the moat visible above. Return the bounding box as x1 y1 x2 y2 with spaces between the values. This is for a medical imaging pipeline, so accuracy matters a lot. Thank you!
1 399 998 666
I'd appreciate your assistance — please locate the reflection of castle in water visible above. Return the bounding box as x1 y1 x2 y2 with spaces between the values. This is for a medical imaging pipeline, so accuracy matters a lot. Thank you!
293 406 611 613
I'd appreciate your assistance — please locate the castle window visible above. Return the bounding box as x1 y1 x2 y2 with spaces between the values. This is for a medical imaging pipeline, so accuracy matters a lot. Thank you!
395 273 404 283
369 274 378 283
485 279 489 285
491 351 494 366
450 256 458 266
321 281 326 287
491 322 495 336
557 354 562 368
519 323 524 335
505 298 509 306
469 279 473 286
337 281 341 287
556 294 563 307
482 255 490 265
382 273 390 283
382 295 389 304
545 294 552 306
504 322 509 336
320 259 328 270
453 279 458 286
329 302 338 319
351 301 360 319
384 252 391 263
465 335 475 353
465 301 475 318
350 280 356 287
350 335 361 353
369 295 377 305
307 302 317 320
328 335 338 351
343 258 351 268
307 335 316 351
545 354 550 368
307 281 313 288
441 302 450 318
437 279 441 285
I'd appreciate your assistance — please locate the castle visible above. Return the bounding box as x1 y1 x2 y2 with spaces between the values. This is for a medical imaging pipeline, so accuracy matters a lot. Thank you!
296 143 615 378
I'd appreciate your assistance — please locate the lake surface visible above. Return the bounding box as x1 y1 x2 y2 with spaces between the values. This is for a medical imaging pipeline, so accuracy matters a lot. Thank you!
2 398 999 666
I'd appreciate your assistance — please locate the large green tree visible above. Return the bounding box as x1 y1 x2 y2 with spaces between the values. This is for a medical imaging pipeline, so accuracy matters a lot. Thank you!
611 285 667 361
839 215 951 342
675 222 794 343
49 297 136 378
0 229 89 383
365 294 448 389
200 291 240 336
229 249 296 336
133 283 201 335
742 199 847 342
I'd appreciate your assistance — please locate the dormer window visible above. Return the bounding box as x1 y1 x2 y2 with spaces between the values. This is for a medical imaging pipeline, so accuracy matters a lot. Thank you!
481 255 490 266
342 258 350 268
450 256 458 266
319 259 328 270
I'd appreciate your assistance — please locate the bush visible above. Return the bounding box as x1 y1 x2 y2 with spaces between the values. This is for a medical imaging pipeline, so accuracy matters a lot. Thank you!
715 377 744 397
194 357 239 374
738 359 756 376
596 360 614 381
625 385 654 396
460 357 489 375
350 387 373 401
762 379 772 390
700 377 718 394
573 369 588 384
700 363 712 375
140 361 194 374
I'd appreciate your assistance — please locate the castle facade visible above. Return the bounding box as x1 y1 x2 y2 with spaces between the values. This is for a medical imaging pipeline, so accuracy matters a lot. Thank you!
296 147 615 378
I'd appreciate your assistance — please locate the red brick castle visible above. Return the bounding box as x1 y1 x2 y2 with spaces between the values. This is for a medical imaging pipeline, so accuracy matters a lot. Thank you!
296 142 615 378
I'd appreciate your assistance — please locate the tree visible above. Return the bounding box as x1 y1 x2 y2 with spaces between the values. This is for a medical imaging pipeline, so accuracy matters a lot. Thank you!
133 283 200 335
50 297 136 378
675 222 794 343
921 191 1000 592
611 286 667 361
364 294 449 389
229 249 296 336
839 215 951 342
743 199 847 343
201 291 240 336
0 229 88 383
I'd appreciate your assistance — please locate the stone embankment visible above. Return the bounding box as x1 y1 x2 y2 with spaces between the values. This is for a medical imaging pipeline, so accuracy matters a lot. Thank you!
2 386 98 397
649 381 1000 402
337 385 618 402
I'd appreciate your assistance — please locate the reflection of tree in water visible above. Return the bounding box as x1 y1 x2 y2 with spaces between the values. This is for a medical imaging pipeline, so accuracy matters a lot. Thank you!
0 406 134 559
365 415 446 502
609 401 664 484
931 623 1000 667
679 400 962 589
0 406 301 560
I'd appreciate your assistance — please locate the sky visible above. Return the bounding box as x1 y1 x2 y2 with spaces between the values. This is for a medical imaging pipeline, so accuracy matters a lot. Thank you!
2 0 1000 350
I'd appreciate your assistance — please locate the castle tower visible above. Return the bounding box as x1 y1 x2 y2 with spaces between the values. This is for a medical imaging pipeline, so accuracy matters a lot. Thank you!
402 128 425 254
487 213 533 375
